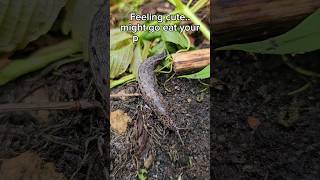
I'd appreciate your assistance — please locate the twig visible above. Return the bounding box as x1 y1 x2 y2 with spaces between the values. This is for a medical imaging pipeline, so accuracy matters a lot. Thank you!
110 93 141 99
0 99 100 113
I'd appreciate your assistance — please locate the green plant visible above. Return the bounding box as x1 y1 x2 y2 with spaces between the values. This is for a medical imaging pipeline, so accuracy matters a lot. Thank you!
0 0 103 85
137 169 148 180
110 0 211 87
169 0 211 80
216 9 320 95
216 9 320 54
168 0 210 40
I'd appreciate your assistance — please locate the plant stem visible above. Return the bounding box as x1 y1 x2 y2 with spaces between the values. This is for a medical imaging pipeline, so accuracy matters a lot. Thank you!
110 73 136 89
0 40 81 85
169 0 210 40
191 0 209 13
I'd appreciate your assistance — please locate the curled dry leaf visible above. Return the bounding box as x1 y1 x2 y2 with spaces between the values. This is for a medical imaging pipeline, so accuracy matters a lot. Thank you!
144 154 155 169
110 109 132 135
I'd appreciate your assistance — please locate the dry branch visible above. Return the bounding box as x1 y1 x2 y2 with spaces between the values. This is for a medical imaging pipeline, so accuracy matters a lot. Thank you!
172 48 210 73
0 100 100 113
213 0 320 44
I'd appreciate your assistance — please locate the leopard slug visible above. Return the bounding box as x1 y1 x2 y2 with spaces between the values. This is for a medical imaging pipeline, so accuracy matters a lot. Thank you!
138 51 184 145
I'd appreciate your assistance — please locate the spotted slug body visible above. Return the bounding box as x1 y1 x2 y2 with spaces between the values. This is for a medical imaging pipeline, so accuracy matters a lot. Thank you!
137 51 177 130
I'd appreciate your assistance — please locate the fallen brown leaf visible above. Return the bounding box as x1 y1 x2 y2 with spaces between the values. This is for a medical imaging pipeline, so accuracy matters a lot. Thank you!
144 154 155 169
110 109 132 135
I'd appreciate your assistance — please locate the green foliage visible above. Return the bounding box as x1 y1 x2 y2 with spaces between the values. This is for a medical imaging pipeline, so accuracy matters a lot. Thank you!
110 74 135 89
161 31 189 49
168 0 210 40
110 0 211 87
130 40 151 76
181 7 320 80
137 169 148 180
179 65 210 79
216 9 320 54
168 0 210 79
109 29 135 88
62 0 104 60
0 0 66 52
0 0 105 86
0 40 81 85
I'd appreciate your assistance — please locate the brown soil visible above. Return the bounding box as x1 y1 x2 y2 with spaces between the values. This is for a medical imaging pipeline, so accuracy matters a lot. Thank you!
0 62 108 180
111 76 210 179
211 51 320 180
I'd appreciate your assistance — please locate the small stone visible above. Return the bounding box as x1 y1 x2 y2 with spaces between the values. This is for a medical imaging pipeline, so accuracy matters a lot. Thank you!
187 98 192 103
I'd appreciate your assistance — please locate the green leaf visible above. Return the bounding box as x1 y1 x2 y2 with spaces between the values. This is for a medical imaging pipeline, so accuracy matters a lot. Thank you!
110 29 132 50
179 65 210 79
129 40 151 76
62 0 104 60
0 40 81 85
141 31 161 41
216 9 320 54
0 0 66 52
110 74 135 89
110 29 135 79
110 43 134 79
161 31 189 48
137 169 148 180
130 42 143 76
151 41 165 55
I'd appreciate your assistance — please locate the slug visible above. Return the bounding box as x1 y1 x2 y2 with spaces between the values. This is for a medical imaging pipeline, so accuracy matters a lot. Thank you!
138 51 184 145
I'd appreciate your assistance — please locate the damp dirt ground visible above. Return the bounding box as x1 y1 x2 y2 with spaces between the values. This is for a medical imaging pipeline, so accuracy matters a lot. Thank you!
211 51 320 180
0 62 108 180
111 76 210 179
0 60 210 180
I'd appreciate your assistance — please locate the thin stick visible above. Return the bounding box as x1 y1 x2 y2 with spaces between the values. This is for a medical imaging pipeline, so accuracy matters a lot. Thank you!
0 100 100 113
110 93 141 98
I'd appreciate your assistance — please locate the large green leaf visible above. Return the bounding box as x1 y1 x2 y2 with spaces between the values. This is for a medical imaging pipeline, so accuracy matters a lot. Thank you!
0 0 66 52
62 0 104 60
110 29 132 50
179 65 210 79
110 43 134 79
110 29 135 79
0 40 81 85
217 9 320 54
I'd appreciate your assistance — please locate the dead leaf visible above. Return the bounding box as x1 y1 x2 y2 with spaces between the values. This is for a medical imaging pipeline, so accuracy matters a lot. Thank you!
110 109 132 135
0 151 66 180
247 116 260 130
144 154 154 169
